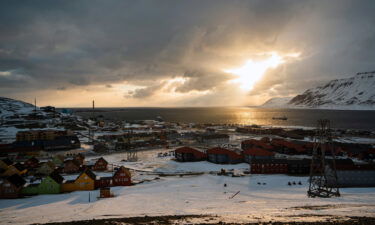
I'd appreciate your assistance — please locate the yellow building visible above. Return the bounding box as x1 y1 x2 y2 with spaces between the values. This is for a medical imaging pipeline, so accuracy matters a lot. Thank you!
61 169 96 192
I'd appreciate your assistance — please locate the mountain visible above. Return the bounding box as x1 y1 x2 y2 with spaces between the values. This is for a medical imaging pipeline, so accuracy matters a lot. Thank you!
261 71 375 110
0 97 36 118
261 97 293 108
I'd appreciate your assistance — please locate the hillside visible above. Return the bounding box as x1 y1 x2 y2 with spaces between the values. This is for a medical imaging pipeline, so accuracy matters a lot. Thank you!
0 97 36 118
261 71 375 110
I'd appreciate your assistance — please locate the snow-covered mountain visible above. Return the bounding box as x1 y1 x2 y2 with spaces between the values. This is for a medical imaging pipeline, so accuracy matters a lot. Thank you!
261 71 375 110
0 97 36 118
261 97 293 108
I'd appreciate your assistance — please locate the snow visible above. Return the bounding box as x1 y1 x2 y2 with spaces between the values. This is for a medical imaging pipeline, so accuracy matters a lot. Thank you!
260 72 375 110
1 149 375 224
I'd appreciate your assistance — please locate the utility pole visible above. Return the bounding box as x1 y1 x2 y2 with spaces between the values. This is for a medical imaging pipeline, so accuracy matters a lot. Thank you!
308 119 340 198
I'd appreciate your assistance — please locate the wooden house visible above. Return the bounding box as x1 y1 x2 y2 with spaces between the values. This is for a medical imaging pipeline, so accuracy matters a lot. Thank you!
1 163 27 177
112 166 131 186
0 174 26 198
95 177 112 189
63 160 81 174
36 161 55 176
243 147 275 163
24 157 40 169
207 147 243 164
0 158 13 170
250 159 289 174
93 157 108 171
99 187 114 198
61 168 96 192
175 147 207 162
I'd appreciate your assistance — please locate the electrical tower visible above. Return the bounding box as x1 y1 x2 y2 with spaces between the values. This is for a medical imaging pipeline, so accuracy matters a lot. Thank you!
308 119 340 198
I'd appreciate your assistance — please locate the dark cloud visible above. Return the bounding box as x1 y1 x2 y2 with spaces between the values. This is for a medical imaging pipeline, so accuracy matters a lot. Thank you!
0 0 375 105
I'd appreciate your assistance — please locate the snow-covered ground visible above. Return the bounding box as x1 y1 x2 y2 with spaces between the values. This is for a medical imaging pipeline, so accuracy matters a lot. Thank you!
1 149 375 224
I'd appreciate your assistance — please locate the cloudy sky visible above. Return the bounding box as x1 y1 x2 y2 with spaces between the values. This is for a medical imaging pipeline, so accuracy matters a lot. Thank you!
1 0 375 107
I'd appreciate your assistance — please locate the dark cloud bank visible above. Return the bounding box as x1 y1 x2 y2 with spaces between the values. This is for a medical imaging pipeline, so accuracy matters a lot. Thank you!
1 0 375 105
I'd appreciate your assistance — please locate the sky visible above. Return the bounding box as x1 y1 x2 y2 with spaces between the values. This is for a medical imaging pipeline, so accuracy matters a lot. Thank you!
1 0 375 107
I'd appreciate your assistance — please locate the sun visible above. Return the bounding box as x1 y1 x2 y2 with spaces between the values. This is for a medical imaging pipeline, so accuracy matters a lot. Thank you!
224 52 285 90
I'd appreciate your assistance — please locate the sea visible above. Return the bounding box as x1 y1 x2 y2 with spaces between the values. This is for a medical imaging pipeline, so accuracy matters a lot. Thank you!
71 107 375 131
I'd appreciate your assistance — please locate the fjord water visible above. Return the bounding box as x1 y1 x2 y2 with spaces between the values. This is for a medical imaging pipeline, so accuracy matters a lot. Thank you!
73 107 375 131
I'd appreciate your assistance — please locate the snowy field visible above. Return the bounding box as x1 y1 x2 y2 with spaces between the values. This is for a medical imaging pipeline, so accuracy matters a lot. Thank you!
1 149 375 224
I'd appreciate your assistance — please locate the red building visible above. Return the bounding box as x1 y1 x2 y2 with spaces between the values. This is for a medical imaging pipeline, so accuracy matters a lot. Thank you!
241 139 274 151
175 147 207 162
93 157 108 171
95 177 112 189
243 147 275 163
207 147 243 164
250 159 289 174
112 166 131 186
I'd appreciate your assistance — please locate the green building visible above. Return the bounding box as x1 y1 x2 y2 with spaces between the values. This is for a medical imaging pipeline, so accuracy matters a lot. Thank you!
22 172 64 195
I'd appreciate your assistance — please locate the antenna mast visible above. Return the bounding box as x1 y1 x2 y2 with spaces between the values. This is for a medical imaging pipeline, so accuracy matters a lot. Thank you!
308 119 340 198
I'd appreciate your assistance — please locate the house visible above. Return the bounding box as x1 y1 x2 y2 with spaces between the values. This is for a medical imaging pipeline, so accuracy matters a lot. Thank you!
243 147 275 163
95 177 112 189
270 139 305 154
52 155 65 167
61 168 96 192
207 147 243 164
112 166 131 186
1 163 27 177
99 187 114 198
250 159 289 174
93 157 108 171
36 161 56 176
23 171 64 195
0 174 26 198
0 158 13 170
63 160 81 174
24 157 40 169
74 153 85 165
174 147 207 162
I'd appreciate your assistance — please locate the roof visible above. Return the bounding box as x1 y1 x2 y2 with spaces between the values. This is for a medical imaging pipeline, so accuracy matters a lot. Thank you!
243 147 275 157
1 158 13 166
241 139 274 150
49 171 64 184
64 159 81 167
96 157 108 164
251 158 289 164
207 147 243 158
13 163 26 171
175 146 206 154
6 174 26 188
114 166 131 177
79 168 96 181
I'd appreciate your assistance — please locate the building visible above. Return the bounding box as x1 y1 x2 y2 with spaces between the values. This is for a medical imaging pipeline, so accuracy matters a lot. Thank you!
250 159 289 174
207 147 243 164
241 139 274 151
63 160 81 174
93 157 108 171
198 133 230 146
61 169 96 192
174 147 207 162
74 153 85 165
22 171 64 195
0 158 13 170
24 157 40 169
1 163 27 177
243 147 275 163
287 159 311 175
0 174 26 198
95 177 112 189
99 187 114 198
334 164 375 187
112 166 131 186
36 161 56 176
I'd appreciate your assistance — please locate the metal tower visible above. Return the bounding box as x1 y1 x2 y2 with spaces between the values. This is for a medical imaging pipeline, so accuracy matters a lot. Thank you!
308 119 340 198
